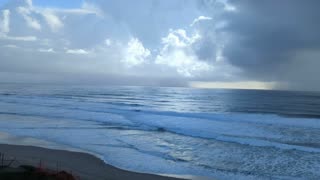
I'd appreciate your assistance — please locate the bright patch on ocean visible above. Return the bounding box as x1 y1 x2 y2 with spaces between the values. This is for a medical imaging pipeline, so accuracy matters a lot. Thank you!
0 84 320 179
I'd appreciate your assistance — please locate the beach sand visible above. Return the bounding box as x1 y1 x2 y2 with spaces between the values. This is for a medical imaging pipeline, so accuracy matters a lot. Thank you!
0 144 184 180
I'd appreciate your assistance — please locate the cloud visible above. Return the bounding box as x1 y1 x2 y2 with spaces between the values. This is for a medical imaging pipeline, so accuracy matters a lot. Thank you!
122 38 150 67
155 29 210 77
66 48 90 55
3 44 18 48
1 35 37 41
41 10 63 32
162 29 201 47
190 16 212 27
81 1 104 17
0 9 10 34
0 7 37 42
44 8 100 16
38 48 54 53
0 0 239 86
219 0 237 12
156 49 211 77
14 0 102 34
16 6 41 30
2 0 320 90
35 1 103 17
213 1 320 90
16 0 63 32
25 0 32 7
105 39 111 46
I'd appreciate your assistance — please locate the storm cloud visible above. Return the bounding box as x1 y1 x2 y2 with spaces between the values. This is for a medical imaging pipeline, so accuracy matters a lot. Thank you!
202 0 320 90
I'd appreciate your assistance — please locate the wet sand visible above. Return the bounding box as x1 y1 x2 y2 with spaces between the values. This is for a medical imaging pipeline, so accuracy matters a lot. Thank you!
0 144 184 180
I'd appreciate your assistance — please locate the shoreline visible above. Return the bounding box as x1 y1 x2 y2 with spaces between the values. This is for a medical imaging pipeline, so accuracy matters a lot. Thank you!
0 143 184 180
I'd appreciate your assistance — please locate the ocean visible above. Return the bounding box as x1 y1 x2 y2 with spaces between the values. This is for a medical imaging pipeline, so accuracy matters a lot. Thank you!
0 84 319 179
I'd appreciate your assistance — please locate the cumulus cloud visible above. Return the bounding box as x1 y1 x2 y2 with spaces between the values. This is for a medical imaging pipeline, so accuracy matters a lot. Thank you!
162 29 201 47
122 38 150 67
155 29 210 77
156 50 211 77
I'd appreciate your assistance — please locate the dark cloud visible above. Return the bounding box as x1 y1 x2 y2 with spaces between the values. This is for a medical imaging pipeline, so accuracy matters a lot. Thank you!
200 0 320 90
194 38 217 62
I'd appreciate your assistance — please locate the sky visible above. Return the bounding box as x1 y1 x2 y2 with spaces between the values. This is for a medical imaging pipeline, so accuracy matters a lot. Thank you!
0 0 319 91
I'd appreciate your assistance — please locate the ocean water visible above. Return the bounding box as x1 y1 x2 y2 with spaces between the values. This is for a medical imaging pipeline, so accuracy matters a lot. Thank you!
0 84 320 179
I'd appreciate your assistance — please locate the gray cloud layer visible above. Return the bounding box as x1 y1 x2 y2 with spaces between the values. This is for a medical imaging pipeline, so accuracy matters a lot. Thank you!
202 0 320 90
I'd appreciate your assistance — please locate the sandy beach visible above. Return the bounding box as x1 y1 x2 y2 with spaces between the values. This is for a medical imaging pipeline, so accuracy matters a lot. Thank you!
0 144 183 180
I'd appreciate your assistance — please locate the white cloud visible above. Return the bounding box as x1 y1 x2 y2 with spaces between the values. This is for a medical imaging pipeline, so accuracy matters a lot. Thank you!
45 8 99 16
14 0 64 32
155 29 211 77
105 39 112 46
0 10 10 34
162 29 201 48
17 6 41 30
35 2 103 17
41 10 63 32
3 44 18 48
18 0 101 33
66 48 90 55
1 11 35 43
0 9 37 41
218 0 237 12
81 1 104 17
122 38 150 67
190 16 212 27
38 48 54 53
26 0 33 7
156 49 211 77
0 35 37 41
